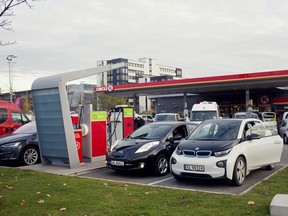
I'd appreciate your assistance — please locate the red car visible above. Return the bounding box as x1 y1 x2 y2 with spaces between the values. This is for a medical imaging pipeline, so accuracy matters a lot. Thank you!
0 100 30 136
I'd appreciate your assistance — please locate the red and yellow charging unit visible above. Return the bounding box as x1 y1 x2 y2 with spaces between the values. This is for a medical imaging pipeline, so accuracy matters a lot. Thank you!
90 111 107 158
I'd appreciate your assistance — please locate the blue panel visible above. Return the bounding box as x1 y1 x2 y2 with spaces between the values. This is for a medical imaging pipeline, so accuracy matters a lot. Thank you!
32 88 69 164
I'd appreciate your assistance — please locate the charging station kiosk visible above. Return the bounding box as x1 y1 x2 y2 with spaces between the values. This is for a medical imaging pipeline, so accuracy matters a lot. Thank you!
108 106 134 147
80 105 108 162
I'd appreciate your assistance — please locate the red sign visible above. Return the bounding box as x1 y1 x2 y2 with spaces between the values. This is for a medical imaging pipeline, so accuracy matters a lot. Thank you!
93 85 114 93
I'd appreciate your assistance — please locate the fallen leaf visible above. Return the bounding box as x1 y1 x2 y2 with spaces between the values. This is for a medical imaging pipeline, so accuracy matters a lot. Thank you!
5 185 13 189
0 195 3 199
37 199 45 204
103 183 108 186
178 194 185 200
36 192 41 195
1 173 4 176
20 200 26 206
46 194 51 197
248 201 255 205
59 208 66 211
63 183 67 186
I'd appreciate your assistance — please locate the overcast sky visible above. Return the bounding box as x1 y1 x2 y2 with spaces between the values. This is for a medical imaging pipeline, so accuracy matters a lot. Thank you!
1 0 288 92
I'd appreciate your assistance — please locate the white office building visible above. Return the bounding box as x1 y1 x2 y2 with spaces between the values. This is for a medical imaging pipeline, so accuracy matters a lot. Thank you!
96 57 182 86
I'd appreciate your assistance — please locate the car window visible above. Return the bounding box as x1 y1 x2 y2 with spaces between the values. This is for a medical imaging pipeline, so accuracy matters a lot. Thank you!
191 111 217 121
129 124 173 140
12 112 23 124
172 126 186 139
0 108 7 124
155 114 176 122
188 121 240 141
187 124 197 134
244 121 276 139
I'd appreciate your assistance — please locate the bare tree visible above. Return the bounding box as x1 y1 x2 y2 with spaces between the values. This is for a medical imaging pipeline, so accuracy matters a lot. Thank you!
0 0 37 46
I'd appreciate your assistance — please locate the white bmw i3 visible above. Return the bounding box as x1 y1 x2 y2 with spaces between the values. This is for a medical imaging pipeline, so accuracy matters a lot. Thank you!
170 118 283 186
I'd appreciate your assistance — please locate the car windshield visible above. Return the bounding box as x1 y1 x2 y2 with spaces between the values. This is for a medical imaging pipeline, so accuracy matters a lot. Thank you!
13 121 37 134
190 111 217 121
234 113 258 119
129 124 173 140
188 120 241 141
154 114 176 122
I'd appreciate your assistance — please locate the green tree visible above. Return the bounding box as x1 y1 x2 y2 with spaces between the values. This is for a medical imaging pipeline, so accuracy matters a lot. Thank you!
94 92 129 111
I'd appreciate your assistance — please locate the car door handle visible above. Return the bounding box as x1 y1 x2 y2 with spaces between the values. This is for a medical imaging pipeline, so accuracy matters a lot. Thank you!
274 141 282 144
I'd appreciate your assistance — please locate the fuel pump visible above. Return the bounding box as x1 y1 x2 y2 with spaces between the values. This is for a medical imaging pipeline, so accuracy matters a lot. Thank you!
108 106 134 148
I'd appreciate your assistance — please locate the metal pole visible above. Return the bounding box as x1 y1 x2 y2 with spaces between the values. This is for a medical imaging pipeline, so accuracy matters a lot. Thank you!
6 55 17 102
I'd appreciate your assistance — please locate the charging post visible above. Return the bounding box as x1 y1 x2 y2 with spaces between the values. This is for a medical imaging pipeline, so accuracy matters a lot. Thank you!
108 106 134 148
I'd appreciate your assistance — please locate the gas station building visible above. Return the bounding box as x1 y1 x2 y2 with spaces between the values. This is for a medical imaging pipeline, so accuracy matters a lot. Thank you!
103 69 288 118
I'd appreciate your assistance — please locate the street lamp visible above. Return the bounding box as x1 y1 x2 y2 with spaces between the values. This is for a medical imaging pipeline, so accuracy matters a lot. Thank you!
6 55 17 102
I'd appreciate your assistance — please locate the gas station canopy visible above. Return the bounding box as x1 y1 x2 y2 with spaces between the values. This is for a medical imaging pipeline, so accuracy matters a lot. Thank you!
103 69 288 97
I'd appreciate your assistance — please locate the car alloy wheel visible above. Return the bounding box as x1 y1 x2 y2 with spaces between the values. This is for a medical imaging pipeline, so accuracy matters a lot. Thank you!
21 146 40 165
154 154 169 176
232 156 246 186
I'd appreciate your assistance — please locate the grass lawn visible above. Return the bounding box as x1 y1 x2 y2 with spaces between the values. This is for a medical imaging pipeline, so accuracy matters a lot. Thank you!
0 166 287 216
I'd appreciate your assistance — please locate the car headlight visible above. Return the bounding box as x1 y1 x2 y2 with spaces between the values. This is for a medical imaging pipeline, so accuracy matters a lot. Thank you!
214 148 232 157
1 142 21 148
135 141 160 154
110 140 121 151
175 147 182 155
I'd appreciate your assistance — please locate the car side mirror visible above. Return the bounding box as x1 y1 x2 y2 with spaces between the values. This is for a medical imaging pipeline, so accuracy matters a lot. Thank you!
173 134 183 141
247 133 261 140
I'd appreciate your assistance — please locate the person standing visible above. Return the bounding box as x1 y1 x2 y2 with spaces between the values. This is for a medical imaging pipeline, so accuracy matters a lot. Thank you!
134 114 145 130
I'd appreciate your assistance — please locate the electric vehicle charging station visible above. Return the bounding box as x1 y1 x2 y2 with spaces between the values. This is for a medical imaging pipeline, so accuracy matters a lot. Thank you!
78 104 108 162
108 106 134 148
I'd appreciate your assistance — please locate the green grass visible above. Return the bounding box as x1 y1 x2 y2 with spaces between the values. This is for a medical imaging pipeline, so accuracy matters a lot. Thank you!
0 166 287 216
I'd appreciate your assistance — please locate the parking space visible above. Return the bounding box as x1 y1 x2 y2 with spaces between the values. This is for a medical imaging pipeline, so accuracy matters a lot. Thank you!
79 145 288 195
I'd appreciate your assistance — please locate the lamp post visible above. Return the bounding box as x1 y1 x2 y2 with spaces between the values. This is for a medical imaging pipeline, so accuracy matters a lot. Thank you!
6 55 17 102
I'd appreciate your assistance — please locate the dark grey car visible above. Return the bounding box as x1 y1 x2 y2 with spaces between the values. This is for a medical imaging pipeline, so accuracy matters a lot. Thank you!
106 121 197 176
0 121 40 166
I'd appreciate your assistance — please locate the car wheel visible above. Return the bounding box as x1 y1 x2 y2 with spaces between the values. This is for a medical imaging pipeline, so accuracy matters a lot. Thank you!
284 135 288 144
20 146 40 166
266 163 276 170
154 154 169 176
231 156 246 186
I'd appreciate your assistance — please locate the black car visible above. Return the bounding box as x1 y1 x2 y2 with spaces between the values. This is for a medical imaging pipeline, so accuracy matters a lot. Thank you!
0 121 40 166
106 121 197 176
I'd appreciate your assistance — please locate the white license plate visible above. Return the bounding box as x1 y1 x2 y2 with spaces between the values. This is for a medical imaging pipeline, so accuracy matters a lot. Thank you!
184 164 205 172
110 160 124 166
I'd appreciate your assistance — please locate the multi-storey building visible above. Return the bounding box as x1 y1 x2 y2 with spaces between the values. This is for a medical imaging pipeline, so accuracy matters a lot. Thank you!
96 57 182 86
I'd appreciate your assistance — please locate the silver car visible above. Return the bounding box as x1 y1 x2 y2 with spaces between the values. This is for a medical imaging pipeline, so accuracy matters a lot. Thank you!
278 119 288 144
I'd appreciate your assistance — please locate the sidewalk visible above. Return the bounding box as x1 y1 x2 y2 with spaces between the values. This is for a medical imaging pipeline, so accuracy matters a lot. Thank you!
19 160 106 176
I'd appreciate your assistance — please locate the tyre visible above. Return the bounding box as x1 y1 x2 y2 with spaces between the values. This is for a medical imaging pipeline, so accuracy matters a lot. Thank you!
266 163 276 170
284 135 288 144
154 154 169 176
20 146 40 165
231 156 246 186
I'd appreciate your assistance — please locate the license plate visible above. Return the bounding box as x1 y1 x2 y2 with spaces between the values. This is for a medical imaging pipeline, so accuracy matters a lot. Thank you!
184 164 205 172
110 160 124 166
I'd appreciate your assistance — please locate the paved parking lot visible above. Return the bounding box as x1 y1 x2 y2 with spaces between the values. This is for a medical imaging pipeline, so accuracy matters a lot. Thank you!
79 145 288 195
